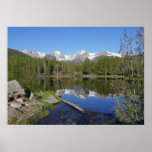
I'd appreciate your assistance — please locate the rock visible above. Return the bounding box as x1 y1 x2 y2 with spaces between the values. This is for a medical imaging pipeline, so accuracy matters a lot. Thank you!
25 102 33 107
25 103 30 107
36 102 45 106
8 80 25 95
13 91 25 100
15 98 24 104
29 92 34 100
66 119 73 123
8 94 13 98
8 96 14 102
43 95 59 104
10 101 22 108
8 80 26 102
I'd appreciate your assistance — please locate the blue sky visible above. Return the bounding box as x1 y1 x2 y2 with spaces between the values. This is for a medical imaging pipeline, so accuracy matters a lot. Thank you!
8 27 139 54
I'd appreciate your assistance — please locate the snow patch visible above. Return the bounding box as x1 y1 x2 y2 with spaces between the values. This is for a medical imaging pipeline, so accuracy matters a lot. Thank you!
37 52 46 58
79 50 87 55
107 51 121 57
88 53 97 60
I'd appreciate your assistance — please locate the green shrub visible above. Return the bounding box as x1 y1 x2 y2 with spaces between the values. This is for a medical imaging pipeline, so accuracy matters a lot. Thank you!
17 119 29 125
115 96 143 124
34 91 51 100
34 90 62 103
17 110 50 125
41 102 53 110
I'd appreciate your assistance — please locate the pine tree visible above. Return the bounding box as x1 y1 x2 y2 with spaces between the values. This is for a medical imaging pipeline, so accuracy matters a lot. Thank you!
82 58 91 74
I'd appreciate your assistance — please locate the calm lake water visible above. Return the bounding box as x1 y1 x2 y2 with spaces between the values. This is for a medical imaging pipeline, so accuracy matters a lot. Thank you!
33 77 144 125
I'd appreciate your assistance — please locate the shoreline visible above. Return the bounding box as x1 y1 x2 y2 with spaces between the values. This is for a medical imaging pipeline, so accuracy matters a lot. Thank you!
41 74 144 80
8 92 62 125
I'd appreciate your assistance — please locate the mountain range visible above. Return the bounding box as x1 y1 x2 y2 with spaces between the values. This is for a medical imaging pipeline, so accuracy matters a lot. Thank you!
22 49 121 63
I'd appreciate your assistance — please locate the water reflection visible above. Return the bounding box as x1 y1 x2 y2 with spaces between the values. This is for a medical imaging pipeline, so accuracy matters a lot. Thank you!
11 77 143 124
57 87 116 99
13 77 142 97
61 94 121 114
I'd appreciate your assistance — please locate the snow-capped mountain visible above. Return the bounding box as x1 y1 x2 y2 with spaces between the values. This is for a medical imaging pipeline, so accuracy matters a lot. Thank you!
47 51 66 60
22 49 121 62
22 49 46 58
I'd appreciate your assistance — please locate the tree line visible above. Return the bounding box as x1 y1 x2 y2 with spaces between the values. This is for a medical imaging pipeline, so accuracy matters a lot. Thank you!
8 51 144 80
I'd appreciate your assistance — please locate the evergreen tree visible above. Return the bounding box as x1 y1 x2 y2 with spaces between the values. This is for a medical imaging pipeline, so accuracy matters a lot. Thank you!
82 58 91 74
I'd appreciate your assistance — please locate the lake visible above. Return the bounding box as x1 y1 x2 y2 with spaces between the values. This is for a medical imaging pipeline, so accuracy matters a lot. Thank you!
32 77 144 125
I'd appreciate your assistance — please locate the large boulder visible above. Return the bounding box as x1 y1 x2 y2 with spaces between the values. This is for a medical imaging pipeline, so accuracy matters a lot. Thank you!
8 80 25 95
8 80 26 102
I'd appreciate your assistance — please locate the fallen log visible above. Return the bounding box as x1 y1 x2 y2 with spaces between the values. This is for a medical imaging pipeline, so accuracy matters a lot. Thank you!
62 99 85 114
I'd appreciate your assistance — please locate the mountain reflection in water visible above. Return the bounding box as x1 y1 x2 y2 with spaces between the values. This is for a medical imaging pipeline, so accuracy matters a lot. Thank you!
15 77 143 124
38 85 124 125
57 86 117 99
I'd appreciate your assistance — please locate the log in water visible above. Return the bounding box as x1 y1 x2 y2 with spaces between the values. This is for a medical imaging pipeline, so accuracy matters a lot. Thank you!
62 99 85 114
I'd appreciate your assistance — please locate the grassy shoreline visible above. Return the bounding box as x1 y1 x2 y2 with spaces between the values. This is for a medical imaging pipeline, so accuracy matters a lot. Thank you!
43 74 144 80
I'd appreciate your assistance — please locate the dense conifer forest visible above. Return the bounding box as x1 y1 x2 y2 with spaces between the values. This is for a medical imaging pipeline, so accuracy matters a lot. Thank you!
8 49 144 80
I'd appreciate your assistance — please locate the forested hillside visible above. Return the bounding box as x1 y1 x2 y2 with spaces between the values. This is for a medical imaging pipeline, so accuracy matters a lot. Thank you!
8 48 31 58
8 48 144 81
